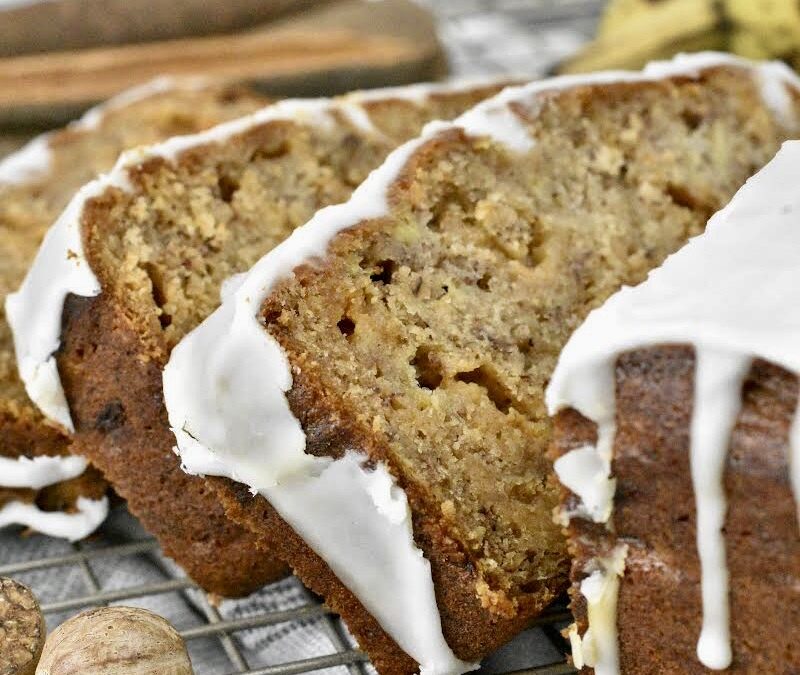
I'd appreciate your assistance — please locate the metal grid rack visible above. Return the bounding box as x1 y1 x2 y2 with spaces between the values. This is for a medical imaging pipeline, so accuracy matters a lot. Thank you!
2 1 602 673
1 511 576 675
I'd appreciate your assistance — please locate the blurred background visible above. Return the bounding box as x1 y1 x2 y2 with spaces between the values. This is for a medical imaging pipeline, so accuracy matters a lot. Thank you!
3 0 798 148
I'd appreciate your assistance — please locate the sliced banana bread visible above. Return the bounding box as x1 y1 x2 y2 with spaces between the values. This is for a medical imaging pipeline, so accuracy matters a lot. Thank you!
0 79 268 545
548 141 800 674
7 79 510 594
161 54 800 673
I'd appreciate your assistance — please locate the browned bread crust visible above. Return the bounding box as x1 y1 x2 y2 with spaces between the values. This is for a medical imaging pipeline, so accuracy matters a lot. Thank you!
552 347 800 673
61 292 288 596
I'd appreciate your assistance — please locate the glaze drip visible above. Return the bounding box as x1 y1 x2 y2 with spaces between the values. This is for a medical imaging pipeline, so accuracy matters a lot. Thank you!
690 349 750 670
547 141 800 673
574 545 627 675
0 496 108 541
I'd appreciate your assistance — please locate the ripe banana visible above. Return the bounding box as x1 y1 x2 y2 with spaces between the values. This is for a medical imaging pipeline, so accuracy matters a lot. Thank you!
560 0 800 74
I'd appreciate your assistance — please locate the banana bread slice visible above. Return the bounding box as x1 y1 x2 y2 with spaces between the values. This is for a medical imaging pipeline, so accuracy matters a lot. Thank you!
7 79 511 595
0 79 269 547
547 141 800 674
160 54 800 673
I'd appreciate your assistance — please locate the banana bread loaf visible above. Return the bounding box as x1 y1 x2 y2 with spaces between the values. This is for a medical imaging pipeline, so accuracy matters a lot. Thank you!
160 54 800 673
0 78 269 541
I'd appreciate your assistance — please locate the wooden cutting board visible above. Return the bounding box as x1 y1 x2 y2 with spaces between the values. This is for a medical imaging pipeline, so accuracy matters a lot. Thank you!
0 0 446 129
0 0 335 57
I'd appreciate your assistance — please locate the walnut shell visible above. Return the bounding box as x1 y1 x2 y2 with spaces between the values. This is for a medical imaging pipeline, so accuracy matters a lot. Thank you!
36 606 193 675
0 577 46 675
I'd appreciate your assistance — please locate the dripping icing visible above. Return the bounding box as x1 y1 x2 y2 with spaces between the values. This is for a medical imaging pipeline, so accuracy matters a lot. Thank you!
547 141 800 673
571 545 627 675
690 349 750 670
0 496 108 541
0 453 88 489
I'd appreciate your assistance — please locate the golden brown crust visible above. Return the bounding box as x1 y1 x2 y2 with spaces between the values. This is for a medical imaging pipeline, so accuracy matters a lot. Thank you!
0 407 71 460
553 346 800 674
59 293 288 597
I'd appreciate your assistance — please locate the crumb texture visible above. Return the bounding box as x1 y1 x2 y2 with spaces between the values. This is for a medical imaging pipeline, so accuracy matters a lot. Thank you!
83 87 503 357
59 86 501 592
261 69 796 617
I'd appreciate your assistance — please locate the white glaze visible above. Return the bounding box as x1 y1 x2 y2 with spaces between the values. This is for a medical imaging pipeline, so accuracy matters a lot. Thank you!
571 545 628 675
269 453 472 675
0 453 88 489
0 133 53 185
690 350 750 669
0 496 108 541
553 444 615 524
6 178 115 431
0 76 202 186
791 402 800 525
547 141 800 672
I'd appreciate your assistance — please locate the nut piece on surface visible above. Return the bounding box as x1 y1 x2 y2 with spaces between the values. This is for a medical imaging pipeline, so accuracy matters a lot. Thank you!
0 577 46 675
36 606 193 675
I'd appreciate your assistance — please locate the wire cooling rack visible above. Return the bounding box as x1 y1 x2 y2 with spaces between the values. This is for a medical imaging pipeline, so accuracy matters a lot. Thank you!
2 1 602 673
1 507 576 675
1 505 580 675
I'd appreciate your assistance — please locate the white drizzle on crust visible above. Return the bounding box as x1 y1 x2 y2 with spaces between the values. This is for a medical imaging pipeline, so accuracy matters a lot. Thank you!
0 496 109 542
159 55 799 674
0 76 205 187
547 141 800 672
0 453 88 489
0 133 53 186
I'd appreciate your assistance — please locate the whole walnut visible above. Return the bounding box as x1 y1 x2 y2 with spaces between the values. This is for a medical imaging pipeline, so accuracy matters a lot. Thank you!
36 606 193 675
0 577 46 675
